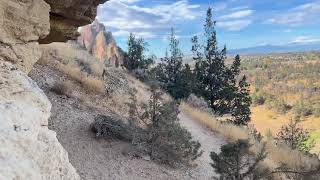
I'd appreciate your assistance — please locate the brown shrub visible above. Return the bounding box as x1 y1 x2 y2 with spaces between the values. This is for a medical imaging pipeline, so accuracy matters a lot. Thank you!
51 81 72 96
82 76 105 94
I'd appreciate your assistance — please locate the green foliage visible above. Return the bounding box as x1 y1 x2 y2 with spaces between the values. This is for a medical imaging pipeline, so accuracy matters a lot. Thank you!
293 101 313 120
191 8 252 126
272 99 291 114
124 33 154 71
154 28 192 99
251 93 266 105
210 139 269 180
276 120 309 150
129 86 203 165
242 53 320 118
231 75 252 125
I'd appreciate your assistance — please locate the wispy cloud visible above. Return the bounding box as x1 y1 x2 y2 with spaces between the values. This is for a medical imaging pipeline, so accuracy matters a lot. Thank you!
267 1 320 26
97 0 201 39
220 10 254 20
217 20 252 31
217 6 254 31
291 36 320 44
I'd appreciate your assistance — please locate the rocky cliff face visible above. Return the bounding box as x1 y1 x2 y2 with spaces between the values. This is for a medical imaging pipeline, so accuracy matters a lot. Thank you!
40 0 108 43
78 20 124 67
0 0 106 179
0 61 79 180
0 0 50 73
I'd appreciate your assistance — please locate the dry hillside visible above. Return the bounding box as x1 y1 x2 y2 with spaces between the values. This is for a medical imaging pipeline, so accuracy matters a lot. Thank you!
29 42 224 180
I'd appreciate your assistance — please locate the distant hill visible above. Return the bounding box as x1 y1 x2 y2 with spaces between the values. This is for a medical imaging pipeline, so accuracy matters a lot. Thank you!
229 43 320 55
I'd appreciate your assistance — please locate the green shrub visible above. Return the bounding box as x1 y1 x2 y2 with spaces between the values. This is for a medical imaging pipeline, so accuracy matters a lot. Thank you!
293 101 313 120
127 87 203 165
252 93 266 105
270 99 291 114
210 139 270 180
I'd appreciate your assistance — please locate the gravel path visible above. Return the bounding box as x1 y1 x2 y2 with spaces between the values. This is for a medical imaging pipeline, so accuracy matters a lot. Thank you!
179 113 226 179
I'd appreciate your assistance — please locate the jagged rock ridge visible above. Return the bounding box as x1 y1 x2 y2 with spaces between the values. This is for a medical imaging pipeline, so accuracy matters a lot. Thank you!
78 20 124 68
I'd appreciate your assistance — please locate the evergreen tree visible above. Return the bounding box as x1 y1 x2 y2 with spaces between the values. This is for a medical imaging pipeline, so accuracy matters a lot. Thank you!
276 119 309 150
210 139 269 180
191 8 252 123
230 55 241 84
155 28 187 99
124 33 153 71
231 75 252 125
191 8 230 114
179 64 194 99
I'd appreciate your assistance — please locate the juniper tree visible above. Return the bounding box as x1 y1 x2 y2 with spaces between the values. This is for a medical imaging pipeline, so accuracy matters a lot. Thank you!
210 139 269 180
191 8 233 115
276 119 309 150
231 75 252 125
156 28 189 99
139 86 203 164
124 33 153 71
179 64 194 98
191 8 252 122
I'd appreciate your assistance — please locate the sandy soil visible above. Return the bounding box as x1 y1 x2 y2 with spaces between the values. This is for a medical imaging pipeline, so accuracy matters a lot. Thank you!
179 113 226 179
30 63 226 180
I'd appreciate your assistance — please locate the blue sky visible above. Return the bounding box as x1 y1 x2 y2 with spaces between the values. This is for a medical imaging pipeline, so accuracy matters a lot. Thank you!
97 0 320 57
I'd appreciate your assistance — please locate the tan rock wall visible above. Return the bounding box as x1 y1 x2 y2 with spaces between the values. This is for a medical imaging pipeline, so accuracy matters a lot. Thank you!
0 0 50 73
0 0 108 179
0 61 80 180
41 0 108 43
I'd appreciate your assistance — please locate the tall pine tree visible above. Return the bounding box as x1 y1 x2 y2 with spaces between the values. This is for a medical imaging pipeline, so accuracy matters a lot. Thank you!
191 8 252 125
156 28 188 99
231 75 252 125
191 8 229 114
124 33 153 71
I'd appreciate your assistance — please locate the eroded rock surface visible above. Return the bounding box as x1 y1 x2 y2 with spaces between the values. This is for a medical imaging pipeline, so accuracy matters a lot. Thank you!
0 0 50 73
78 20 124 67
40 0 108 43
0 61 80 180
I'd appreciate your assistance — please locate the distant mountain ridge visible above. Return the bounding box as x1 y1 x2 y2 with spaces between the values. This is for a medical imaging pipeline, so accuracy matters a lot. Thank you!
229 43 320 55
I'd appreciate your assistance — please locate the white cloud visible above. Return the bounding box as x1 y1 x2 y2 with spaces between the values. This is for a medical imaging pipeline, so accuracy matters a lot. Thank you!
113 30 156 39
266 1 320 25
291 36 320 44
217 20 252 31
118 0 141 4
220 10 254 20
97 0 201 38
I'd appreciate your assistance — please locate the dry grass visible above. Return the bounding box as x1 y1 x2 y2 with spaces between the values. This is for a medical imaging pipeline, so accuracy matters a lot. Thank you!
56 63 105 94
180 103 320 177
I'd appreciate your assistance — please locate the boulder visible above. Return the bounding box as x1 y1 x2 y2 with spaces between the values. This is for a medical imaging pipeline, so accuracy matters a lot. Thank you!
0 61 80 180
40 0 108 43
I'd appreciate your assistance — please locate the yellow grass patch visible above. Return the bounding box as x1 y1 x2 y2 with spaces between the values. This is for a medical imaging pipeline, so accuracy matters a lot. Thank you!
56 63 105 94
181 103 319 176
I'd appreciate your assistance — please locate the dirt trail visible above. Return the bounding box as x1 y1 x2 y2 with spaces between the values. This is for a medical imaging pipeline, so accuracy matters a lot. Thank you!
178 113 226 179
